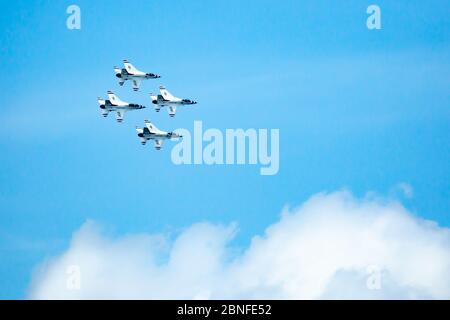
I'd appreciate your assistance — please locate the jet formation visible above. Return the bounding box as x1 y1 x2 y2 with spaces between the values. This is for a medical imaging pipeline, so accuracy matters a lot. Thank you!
97 60 197 150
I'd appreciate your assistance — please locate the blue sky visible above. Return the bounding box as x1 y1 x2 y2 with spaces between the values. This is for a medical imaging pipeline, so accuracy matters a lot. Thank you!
0 0 449 299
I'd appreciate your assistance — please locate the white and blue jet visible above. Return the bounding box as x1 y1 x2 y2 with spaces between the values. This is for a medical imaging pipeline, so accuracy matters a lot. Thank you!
114 60 160 92
97 91 145 123
136 120 182 150
150 86 197 118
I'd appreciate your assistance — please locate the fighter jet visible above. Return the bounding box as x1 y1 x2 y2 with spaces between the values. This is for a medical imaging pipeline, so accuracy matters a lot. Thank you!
97 91 145 123
136 120 182 150
114 60 160 92
150 86 197 118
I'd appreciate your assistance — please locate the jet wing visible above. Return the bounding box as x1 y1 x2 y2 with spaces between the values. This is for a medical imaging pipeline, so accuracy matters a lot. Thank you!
116 110 125 123
132 79 141 92
101 109 109 118
168 105 177 118
154 139 163 150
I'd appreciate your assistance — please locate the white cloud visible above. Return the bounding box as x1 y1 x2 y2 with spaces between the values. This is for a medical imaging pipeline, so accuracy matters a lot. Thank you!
391 182 414 199
28 191 450 299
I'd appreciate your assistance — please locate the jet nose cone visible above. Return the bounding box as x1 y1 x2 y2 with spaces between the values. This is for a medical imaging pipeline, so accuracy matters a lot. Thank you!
146 73 160 79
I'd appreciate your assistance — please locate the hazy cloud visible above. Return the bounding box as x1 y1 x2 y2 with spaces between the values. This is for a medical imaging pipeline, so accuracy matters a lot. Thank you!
29 191 450 299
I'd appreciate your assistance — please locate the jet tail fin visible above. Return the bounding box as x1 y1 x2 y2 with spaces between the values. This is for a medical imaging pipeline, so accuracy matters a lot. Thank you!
150 93 157 102
144 119 159 133
97 97 105 105
107 91 124 105
159 86 176 100
123 59 143 75
114 66 121 75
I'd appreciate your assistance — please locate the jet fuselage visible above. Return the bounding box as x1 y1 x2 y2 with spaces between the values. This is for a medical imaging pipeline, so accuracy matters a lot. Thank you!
100 100 145 111
116 69 159 80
